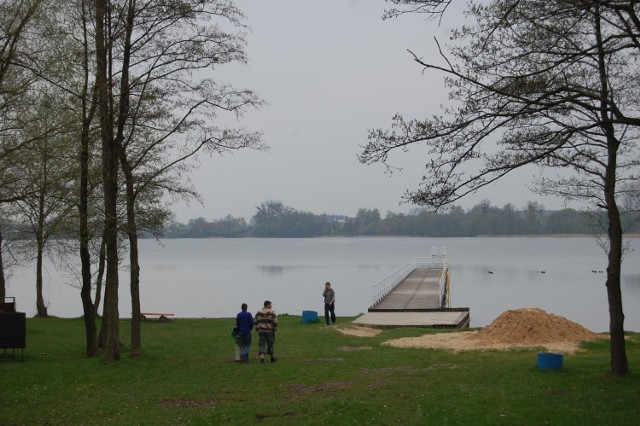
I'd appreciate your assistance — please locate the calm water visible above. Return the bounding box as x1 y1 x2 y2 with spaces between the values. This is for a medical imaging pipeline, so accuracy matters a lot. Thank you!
5 237 640 332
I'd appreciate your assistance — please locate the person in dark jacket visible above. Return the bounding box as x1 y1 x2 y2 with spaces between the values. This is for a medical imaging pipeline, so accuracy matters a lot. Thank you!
236 303 254 363
323 282 336 325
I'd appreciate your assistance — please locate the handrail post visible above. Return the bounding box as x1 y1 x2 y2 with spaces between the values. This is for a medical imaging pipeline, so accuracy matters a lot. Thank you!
439 263 451 308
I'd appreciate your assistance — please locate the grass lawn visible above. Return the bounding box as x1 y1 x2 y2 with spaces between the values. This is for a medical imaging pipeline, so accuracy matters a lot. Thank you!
1 315 639 425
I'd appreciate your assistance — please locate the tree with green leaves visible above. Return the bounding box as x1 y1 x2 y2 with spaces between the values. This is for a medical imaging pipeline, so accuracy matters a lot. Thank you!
93 0 122 361
91 0 264 359
0 0 48 300
11 89 78 317
360 0 640 374
251 201 296 237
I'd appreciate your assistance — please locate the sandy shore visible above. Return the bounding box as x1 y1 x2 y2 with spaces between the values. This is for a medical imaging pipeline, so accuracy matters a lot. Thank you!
337 308 607 354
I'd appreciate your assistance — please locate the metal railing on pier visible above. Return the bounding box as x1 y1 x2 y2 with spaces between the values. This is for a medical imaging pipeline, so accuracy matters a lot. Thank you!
439 263 451 308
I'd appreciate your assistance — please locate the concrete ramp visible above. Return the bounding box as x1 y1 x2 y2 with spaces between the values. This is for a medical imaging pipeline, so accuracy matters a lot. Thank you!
353 310 470 328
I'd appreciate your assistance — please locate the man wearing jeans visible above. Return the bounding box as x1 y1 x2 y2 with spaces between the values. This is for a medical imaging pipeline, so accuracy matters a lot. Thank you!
255 300 278 364
236 303 254 363
323 282 336 325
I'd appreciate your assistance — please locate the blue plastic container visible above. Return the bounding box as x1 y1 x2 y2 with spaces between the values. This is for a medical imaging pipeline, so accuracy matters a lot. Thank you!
301 310 318 324
537 352 564 370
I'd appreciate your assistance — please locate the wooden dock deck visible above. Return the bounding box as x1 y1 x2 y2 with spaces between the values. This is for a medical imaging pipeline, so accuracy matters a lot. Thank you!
369 268 442 310
353 265 470 328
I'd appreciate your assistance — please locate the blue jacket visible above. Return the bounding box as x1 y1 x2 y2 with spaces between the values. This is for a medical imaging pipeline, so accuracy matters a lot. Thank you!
236 310 254 334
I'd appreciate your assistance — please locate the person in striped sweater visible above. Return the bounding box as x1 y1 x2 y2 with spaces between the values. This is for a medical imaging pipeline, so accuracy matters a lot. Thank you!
255 300 278 364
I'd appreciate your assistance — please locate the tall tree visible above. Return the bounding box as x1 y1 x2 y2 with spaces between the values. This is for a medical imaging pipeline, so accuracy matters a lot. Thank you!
94 0 121 361
360 0 640 374
12 90 77 317
104 0 264 356
0 0 46 299
31 0 103 356
87 0 264 358
77 0 101 357
250 201 296 237
524 202 545 235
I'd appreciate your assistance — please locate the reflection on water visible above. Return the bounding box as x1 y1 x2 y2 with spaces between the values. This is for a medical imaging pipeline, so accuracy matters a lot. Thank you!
356 264 390 271
258 265 285 276
5 237 639 332
623 275 640 296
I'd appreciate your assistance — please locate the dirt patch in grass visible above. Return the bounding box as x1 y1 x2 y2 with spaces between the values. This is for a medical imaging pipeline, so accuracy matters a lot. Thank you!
359 366 420 374
338 345 373 351
301 357 345 362
284 382 351 394
160 399 217 408
336 326 382 337
425 363 459 370
255 412 298 422
384 308 606 354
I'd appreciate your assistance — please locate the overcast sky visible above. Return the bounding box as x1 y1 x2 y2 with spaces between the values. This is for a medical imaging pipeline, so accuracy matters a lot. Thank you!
171 0 566 223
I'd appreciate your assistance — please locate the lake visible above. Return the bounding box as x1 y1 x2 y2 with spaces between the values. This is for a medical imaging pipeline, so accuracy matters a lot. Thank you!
5 237 640 332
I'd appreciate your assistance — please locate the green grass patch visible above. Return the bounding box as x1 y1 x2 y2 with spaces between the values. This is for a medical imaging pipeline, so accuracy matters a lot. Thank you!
1 316 639 425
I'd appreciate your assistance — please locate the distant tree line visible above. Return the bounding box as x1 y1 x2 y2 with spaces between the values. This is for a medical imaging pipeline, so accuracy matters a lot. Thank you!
161 200 640 238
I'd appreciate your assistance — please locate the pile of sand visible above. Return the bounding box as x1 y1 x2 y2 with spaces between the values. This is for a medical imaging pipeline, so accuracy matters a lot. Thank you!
383 308 605 353
467 308 600 345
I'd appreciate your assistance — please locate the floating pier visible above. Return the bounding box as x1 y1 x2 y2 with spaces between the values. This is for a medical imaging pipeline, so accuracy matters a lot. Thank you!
353 252 470 328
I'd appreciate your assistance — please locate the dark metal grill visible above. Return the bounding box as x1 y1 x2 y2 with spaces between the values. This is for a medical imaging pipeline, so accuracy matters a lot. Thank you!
0 297 26 360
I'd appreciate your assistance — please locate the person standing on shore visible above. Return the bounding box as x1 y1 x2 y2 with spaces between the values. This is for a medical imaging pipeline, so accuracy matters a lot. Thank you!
255 300 278 364
236 303 254 363
323 282 336 326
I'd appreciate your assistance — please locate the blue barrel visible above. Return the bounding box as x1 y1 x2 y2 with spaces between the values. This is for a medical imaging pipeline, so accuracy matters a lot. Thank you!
301 310 318 324
537 352 564 370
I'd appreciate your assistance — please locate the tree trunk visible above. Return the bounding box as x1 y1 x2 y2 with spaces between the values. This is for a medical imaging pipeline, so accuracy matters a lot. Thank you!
80 238 98 356
98 273 109 350
114 0 139 357
80 227 98 357
35 144 48 317
93 230 107 316
128 211 142 357
35 236 48 317
95 0 120 361
0 230 6 301
595 6 628 376
80 97 98 356
102 183 120 361
605 186 628 375
129 241 141 357
122 164 142 356
78 0 99 357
